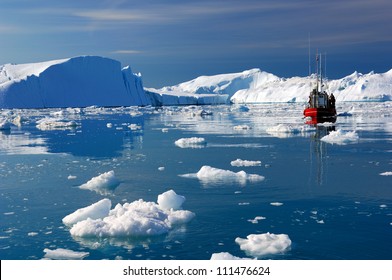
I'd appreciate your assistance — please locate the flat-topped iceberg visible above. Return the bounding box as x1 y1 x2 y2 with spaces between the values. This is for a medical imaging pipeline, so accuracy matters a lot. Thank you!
0 56 148 108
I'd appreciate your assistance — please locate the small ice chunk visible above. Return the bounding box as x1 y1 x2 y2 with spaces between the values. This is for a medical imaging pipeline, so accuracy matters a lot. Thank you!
210 252 252 260
270 202 283 206
248 216 266 224
67 175 77 180
321 130 359 145
158 166 165 171
231 159 262 167
174 137 206 148
43 248 89 260
79 170 120 195
62 198 111 226
157 190 185 210
128 124 142 130
235 232 291 257
380 171 392 176
36 117 80 131
181 165 264 185
0 119 11 130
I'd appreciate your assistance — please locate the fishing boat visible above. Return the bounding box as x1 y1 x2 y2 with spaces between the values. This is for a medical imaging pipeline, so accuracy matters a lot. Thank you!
304 53 336 124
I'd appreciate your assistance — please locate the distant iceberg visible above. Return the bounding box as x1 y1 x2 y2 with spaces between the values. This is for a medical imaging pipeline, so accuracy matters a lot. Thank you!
147 68 392 104
0 56 148 109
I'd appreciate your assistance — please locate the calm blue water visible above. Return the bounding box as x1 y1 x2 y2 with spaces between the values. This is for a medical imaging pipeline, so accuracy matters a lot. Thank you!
1 103 391 260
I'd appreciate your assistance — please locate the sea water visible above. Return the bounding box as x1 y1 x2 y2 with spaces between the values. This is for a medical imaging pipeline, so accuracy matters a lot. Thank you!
0 103 391 260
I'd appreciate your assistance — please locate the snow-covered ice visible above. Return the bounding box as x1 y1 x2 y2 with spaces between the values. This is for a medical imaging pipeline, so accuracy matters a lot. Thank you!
174 137 206 148
43 248 89 260
180 165 265 185
320 130 359 145
63 190 195 237
62 198 112 226
235 233 292 257
79 170 120 195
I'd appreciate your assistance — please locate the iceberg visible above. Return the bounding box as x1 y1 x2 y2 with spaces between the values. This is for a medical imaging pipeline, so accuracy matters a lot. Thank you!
320 130 359 145
63 190 195 237
235 232 292 257
0 56 148 109
148 68 392 104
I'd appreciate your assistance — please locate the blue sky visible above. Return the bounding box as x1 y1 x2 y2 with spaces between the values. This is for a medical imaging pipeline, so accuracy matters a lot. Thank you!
1 0 391 87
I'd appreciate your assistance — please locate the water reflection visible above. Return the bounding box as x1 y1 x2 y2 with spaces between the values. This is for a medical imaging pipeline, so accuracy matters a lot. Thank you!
308 125 335 186
0 130 49 155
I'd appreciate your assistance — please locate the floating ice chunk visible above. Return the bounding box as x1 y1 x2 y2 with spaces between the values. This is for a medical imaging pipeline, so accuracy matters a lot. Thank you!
235 232 291 257
43 248 89 260
174 137 206 148
157 190 185 210
36 117 80 131
181 165 264 186
79 170 120 195
320 129 359 145
248 216 266 224
28 232 38 236
106 123 113 128
128 123 142 130
380 171 392 176
231 159 262 167
62 198 112 226
67 175 77 180
210 252 252 260
270 202 283 206
64 191 194 238
158 166 165 171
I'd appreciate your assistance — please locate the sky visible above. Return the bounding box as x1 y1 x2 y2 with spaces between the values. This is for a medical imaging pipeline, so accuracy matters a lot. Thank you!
1 0 392 87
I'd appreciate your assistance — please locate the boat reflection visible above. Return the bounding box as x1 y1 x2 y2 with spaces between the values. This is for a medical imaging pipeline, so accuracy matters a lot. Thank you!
308 124 335 186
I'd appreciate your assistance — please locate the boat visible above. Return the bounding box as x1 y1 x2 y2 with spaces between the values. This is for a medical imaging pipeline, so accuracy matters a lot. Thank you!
304 53 336 124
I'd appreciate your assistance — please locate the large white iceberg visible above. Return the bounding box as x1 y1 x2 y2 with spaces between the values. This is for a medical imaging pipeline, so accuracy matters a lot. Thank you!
0 56 148 108
147 68 392 104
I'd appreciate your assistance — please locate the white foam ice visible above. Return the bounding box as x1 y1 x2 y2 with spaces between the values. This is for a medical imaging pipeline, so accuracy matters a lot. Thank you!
210 252 252 260
79 170 120 195
63 190 195 237
174 137 207 148
180 165 265 186
235 232 292 257
231 159 262 167
320 129 359 145
43 248 89 260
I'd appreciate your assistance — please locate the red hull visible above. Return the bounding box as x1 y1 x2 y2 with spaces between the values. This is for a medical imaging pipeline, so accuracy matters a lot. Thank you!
304 107 336 118
304 108 337 124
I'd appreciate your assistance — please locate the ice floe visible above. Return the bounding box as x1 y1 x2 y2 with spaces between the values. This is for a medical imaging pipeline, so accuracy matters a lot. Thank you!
270 202 283 206
174 137 206 148
36 117 80 131
63 190 195 237
231 159 262 167
235 233 292 257
43 248 89 260
79 170 120 195
210 252 252 260
320 129 359 145
380 171 392 176
180 165 265 186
